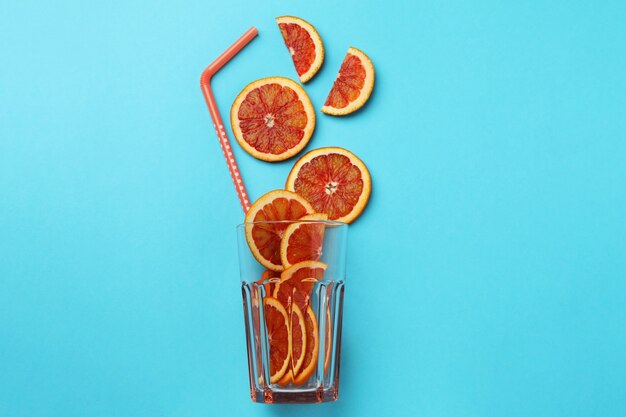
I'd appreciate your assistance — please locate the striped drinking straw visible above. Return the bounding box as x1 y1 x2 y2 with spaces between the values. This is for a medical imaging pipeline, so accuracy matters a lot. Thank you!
200 27 258 214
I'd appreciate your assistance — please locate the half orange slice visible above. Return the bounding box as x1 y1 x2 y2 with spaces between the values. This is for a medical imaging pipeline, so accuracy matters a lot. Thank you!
322 47 374 116
276 16 324 83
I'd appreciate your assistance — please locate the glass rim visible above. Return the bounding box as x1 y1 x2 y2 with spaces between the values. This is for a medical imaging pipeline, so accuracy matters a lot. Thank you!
237 219 348 228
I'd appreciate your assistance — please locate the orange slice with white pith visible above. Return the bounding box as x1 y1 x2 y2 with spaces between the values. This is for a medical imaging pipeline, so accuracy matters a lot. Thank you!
274 260 327 312
322 47 374 116
276 303 307 386
231 77 316 161
264 297 291 384
286 147 371 223
293 305 320 385
276 16 324 83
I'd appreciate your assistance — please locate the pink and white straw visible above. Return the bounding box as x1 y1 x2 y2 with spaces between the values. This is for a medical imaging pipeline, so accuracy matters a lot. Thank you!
200 27 258 214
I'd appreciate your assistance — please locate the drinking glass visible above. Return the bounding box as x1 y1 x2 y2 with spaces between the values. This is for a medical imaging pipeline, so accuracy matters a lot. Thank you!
237 219 347 403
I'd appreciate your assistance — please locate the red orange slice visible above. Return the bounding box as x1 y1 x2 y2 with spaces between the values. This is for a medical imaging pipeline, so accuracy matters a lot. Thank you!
245 190 315 271
260 269 281 281
324 303 333 375
231 77 316 161
276 303 307 386
257 269 281 298
289 303 307 377
264 297 291 383
276 16 324 83
274 260 327 311
322 47 375 116
280 213 328 269
276 369 293 386
293 305 320 385
286 147 372 223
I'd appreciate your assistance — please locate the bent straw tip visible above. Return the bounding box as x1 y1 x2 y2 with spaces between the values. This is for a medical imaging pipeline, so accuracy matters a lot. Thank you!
200 26 259 85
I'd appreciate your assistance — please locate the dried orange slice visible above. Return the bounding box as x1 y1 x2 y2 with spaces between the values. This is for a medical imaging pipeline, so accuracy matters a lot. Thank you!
257 269 281 298
264 297 291 384
231 77 316 161
324 303 333 374
293 305 320 385
286 147 371 223
274 260 327 311
322 47 374 116
276 303 307 386
245 190 314 271
260 269 281 281
289 303 307 377
280 213 328 269
277 369 293 386
276 16 324 83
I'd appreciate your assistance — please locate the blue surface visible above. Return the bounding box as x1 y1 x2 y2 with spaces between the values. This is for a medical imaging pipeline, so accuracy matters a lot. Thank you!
1 1 625 416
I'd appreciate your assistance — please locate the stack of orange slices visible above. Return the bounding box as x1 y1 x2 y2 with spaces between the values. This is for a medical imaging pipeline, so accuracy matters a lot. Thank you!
243 142 372 383
236 15 376 387
230 17 375 163
245 190 329 385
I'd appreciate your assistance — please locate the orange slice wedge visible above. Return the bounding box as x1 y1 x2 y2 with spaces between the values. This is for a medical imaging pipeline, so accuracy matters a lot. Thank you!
276 16 324 83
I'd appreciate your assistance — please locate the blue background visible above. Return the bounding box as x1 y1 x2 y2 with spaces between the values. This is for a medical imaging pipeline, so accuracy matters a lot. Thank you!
1 0 625 416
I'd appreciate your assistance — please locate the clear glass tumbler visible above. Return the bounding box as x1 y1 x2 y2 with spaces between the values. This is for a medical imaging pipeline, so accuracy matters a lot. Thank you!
236 219 347 404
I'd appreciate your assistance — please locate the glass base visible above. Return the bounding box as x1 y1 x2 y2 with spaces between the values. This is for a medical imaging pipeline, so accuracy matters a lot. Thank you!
250 387 338 404
242 280 345 405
